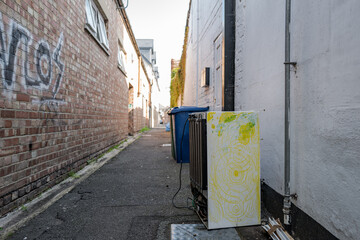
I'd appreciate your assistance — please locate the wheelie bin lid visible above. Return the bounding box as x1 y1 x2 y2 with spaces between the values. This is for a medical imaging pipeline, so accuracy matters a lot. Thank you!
167 106 209 115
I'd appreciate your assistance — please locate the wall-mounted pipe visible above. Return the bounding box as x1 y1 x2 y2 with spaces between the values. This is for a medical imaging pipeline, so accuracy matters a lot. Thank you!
223 0 235 111
138 55 141 96
283 0 292 226
195 0 199 106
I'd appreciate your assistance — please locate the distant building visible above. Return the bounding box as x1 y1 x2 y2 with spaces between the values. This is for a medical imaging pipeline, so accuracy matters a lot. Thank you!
137 39 160 79
137 39 162 127
171 59 180 70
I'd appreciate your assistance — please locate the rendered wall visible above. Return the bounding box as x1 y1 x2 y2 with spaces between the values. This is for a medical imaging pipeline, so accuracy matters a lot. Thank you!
135 66 150 130
183 0 223 109
141 59 160 128
119 14 151 133
235 1 360 239
120 16 141 134
151 83 161 128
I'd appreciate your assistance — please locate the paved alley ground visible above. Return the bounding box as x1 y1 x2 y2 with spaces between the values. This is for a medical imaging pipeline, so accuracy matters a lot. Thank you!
8 129 268 240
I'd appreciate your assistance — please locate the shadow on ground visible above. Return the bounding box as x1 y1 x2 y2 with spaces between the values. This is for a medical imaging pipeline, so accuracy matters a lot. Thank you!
9 129 269 240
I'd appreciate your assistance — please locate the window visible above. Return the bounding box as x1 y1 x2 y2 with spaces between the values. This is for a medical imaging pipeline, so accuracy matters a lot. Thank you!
85 0 109 50
117 41 127 73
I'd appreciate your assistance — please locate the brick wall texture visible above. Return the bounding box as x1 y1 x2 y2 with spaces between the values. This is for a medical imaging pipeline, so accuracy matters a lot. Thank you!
0 0 149 215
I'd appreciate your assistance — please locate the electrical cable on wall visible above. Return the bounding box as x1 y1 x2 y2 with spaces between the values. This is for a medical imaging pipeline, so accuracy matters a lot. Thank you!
172 118 193 209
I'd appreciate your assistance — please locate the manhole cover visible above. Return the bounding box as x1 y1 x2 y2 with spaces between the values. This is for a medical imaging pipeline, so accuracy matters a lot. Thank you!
171 224 241 240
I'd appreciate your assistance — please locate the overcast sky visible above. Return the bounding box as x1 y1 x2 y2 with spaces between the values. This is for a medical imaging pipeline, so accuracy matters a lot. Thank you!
126 0 190 107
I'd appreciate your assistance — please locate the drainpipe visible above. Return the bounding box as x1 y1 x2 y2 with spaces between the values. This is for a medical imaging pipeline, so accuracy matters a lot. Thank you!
149 83 152 127
223 0 235 111
195 0 199 106
138 55 141 97
283 0 292 226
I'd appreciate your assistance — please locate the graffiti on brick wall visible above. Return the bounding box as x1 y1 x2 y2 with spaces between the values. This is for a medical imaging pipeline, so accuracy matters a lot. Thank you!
0 13 65 103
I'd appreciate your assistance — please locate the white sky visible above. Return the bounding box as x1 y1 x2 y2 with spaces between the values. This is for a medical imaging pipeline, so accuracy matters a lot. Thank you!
126 0 190 107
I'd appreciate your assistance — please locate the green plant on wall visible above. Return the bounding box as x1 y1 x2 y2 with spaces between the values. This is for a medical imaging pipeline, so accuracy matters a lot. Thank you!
170 26 189 107
170 67 180 107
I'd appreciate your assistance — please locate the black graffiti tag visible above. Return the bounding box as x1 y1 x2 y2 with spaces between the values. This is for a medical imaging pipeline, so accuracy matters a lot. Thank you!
51 33 64 98
0 17 39 87
36 42 52 86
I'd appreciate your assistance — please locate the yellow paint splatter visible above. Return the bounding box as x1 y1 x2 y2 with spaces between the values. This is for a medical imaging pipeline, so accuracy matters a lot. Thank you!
212 124 215 129
219 112 236 123
207 112 215 121
238 122 255 145
234 170 239 177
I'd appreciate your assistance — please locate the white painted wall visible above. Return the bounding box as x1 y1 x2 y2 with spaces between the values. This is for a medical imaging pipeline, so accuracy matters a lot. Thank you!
235 1 360 239
183 0 198 106
121 19 151 130
183 0 223 109
121 18 142 115
235 0 285 201
150 76 162 127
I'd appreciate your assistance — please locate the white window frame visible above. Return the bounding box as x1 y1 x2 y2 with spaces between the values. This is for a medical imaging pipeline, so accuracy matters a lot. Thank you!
85 0 109 51
117 41 127 74
85 0 96 32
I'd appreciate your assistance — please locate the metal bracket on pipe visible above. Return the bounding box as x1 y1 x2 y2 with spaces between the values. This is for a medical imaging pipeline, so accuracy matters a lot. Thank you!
117 0 129 9
290 193 298 200
284 62 297 66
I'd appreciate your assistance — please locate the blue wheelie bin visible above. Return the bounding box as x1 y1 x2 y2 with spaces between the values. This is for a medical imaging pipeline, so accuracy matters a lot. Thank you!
168 106 209 163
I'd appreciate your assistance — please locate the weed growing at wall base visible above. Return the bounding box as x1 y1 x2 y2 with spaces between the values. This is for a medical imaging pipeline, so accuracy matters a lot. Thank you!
106 144 120 153
140 127 150 133
6 232 13 238
86 142 123 165
68 171 80 179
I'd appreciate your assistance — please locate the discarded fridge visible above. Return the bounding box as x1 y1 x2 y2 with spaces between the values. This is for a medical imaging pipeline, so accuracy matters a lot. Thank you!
189 111 261 229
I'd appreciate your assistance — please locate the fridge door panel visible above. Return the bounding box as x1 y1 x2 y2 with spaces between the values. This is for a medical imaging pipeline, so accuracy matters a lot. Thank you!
207 111 261 229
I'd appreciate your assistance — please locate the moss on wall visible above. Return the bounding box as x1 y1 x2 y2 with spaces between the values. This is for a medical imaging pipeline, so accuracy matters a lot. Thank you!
170 26 189 107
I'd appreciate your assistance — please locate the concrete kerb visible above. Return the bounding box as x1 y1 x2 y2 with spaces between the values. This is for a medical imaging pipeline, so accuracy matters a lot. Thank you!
0 132 143 239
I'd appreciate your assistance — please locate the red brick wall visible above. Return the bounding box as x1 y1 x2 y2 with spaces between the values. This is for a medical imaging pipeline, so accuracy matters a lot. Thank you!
0 0 137 215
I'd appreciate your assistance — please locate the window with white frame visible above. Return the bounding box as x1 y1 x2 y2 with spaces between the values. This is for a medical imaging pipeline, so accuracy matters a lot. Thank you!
85 0 109 50
117 41 127 73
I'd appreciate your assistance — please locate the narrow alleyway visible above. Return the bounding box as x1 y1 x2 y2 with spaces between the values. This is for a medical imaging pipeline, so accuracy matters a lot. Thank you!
9 129 199 239
8 129 268 240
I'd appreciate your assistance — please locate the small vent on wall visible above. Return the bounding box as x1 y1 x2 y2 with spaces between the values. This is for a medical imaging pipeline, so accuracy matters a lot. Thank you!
201 67 210 87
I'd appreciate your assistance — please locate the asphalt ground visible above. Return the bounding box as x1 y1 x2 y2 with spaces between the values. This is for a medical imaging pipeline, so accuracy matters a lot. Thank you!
7 129 269 240
8 129 200 240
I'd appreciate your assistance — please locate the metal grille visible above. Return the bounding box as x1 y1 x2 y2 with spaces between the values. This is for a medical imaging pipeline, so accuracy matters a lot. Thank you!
189 114 207 191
